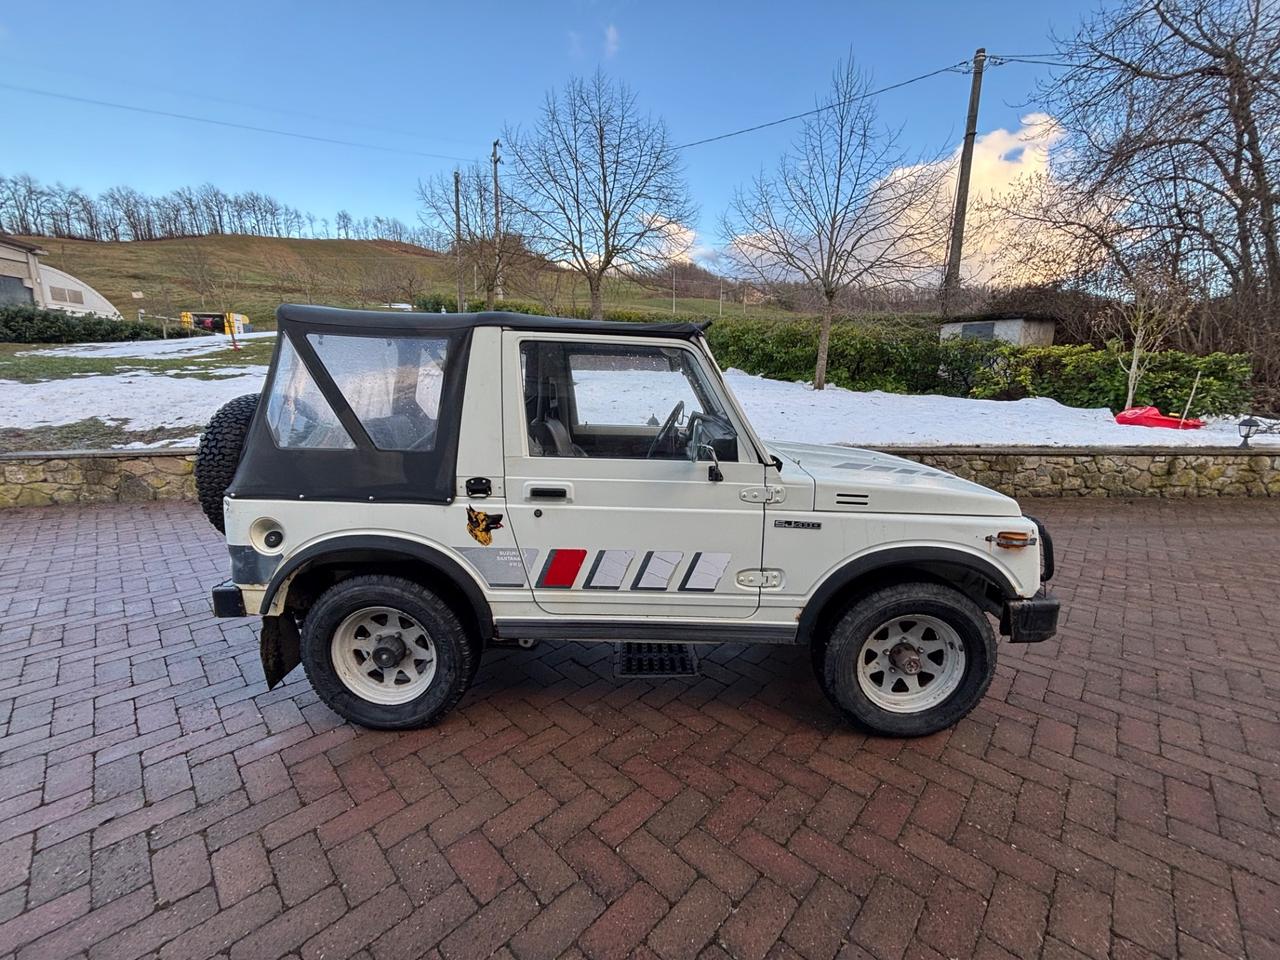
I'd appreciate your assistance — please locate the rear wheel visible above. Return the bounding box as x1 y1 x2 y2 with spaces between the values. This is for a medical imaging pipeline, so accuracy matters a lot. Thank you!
301 575 476 729
820 582 995 737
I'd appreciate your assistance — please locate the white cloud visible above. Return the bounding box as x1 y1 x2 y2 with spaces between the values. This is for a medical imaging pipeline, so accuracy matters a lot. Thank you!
897 113 1065 282
712 115 1066 286
604 24 620 58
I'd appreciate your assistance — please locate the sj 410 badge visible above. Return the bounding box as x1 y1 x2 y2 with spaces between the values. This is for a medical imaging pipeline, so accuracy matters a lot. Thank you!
466 506 504 546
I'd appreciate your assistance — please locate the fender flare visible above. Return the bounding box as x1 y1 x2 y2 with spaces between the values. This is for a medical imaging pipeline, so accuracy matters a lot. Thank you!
259 534 494 640
796 545 1017 644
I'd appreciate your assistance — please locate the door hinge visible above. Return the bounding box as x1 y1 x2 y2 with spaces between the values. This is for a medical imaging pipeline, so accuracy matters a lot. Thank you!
740 485 786 504
736 569 783 588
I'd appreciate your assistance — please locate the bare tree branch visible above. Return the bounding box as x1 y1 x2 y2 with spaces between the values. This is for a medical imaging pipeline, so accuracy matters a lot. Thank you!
503 71 696 320
721 56 949 388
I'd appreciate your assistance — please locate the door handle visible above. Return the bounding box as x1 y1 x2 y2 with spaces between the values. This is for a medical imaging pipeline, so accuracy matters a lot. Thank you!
523 481 573 501
528 486 568 500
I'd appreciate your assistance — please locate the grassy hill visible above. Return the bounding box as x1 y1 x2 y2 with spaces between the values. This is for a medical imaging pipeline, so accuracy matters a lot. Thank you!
25 235 446 329
23 234 801 328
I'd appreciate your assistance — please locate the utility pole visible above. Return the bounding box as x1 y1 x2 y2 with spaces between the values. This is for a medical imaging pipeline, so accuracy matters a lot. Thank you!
491 140 504 302
453 171 465 313
942 47 986 317
672 265 676 314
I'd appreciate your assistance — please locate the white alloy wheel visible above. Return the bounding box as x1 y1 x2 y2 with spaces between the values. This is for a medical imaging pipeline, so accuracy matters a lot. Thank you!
855 614 966 714
330 606 437 705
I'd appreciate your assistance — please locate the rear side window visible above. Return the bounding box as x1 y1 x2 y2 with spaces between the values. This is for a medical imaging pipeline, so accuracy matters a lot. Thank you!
308 334 448 451
264 338 354 449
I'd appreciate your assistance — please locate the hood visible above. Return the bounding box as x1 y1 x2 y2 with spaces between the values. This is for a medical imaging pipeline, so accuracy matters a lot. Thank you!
768 440 1020 517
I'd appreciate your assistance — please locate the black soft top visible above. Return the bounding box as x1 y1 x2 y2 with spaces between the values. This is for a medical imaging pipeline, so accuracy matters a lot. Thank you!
277 303 710 338
228 304 709 505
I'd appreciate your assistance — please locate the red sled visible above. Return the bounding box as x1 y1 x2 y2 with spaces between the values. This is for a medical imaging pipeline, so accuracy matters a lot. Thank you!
1114 406 1204 429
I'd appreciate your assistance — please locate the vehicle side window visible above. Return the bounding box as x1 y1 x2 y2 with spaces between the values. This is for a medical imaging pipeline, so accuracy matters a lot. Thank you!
521 340 727 459
265 338 354 449
308 333 448 451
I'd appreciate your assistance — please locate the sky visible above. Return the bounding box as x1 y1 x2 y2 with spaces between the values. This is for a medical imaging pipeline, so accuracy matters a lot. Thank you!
0 1 1100 258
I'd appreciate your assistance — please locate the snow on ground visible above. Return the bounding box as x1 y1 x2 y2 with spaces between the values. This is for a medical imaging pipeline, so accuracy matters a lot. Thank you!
724 369 1278 448
0 362 1274 449
22 331 276 359
0 369 268 433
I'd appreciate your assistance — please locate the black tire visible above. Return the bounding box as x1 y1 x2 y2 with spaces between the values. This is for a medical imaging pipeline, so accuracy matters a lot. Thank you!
820 582 995 737
195 393 259 533
301 575 476 730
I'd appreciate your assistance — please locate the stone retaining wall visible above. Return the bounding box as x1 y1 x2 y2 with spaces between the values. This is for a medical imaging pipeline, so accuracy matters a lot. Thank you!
888 446 1280 498
0 446 1277 508
0 449 196 507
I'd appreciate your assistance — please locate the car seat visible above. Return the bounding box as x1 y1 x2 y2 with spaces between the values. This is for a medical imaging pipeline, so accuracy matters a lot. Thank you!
528 416 586 457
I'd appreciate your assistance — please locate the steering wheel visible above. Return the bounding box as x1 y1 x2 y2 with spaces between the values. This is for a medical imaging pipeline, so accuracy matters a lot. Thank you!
646 401 685 458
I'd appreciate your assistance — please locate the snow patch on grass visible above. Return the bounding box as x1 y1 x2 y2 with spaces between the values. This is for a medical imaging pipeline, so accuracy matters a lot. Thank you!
21 331 276 360
0 369 268 432
724 369 1274 448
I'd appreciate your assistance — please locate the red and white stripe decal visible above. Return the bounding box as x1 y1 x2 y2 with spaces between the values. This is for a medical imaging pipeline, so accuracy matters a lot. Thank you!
527 548 732 593
536 549 588 588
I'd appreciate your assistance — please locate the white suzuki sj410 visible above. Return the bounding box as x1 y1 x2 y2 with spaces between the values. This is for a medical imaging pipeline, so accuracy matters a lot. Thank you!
201 305 1058 737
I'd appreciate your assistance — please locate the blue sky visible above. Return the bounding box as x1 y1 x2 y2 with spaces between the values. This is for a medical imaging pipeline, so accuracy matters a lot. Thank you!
0 1 1098 248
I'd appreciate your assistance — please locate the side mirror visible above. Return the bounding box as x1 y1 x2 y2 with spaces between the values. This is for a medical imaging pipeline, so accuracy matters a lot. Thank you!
688 418 736 482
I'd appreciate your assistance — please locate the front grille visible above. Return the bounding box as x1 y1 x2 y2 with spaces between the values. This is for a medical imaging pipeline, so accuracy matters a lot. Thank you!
614 641 699 679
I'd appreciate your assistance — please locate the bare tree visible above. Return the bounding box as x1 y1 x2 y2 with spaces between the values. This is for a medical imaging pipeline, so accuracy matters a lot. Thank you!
504 71 695 320
1097 262 1195 408
1026 0 1280 396
418 165 515 309
176 242 217 309
721 58 948 388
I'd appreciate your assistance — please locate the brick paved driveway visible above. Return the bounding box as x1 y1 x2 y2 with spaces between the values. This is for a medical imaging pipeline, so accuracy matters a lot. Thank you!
1 500 1278 960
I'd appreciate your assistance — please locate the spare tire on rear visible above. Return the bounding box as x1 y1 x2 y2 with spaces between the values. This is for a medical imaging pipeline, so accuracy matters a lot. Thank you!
195 394 259 533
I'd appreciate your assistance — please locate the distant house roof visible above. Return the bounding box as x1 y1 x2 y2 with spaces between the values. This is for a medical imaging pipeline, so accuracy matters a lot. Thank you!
0 233 47 255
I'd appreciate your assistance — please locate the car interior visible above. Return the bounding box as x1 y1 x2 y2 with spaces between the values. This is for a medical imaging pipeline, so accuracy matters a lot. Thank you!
520 340 736 460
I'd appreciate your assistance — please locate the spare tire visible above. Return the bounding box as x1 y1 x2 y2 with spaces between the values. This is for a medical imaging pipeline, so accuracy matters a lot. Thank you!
195 394 259 533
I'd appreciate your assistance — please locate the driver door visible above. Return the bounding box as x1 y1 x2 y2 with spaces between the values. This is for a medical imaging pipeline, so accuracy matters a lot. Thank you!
501 332 765 620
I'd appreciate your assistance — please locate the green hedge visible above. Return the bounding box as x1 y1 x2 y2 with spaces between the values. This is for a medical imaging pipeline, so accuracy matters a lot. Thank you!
704 319 999 395
0 304 194 344
969 344 1252 416
703 318 1252 416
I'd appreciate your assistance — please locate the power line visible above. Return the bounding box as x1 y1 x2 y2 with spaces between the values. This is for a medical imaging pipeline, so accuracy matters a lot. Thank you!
988 56 1078 68
985 51 1061 60
674 61 970 150
23 65 476 149
0 83 477 163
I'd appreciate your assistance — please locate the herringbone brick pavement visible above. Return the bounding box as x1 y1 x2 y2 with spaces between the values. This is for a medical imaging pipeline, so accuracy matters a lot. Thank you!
0 500 1277 960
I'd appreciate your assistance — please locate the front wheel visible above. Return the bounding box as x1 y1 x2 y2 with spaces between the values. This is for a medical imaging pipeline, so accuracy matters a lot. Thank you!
820 582 995 737
301 575 476 729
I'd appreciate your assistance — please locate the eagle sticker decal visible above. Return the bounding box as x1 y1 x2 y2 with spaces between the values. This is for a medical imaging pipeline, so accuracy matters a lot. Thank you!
466 506 504 546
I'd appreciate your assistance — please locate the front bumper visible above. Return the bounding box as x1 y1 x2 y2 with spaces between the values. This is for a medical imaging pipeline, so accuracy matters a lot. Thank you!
211 580 247 618
1002 593 1059 643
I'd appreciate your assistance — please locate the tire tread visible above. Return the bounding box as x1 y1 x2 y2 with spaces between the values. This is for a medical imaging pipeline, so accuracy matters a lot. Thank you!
820 581 995 737
300 574 476 730
194 393 259 533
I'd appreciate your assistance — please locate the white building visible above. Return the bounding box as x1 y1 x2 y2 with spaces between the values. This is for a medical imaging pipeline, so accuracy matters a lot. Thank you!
0 234 122 319
939 315 1056 347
